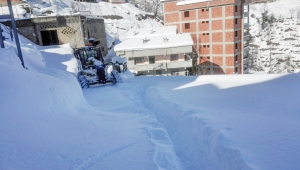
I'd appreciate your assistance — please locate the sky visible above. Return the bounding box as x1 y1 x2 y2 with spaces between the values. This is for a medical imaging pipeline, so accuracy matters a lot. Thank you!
1 0 300 169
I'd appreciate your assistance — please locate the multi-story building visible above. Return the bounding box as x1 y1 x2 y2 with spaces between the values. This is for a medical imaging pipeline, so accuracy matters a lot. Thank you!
114 26 194 76
161 0 251 74
0 0 20 7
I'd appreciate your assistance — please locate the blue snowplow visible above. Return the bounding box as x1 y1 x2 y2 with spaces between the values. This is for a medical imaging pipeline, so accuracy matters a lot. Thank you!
74 46 126 89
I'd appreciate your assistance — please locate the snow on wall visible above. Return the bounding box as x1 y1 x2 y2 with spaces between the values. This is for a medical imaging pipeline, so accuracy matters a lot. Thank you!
114 33 193 51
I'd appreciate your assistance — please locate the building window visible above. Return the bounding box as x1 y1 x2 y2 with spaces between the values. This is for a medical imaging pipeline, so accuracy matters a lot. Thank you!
235 55 238 62
235 18 238 25
137 71 146 76
235 5 238 12
171 69 180 76
235 43 238 50
135 57 144 64
184 11 189 17
185 23 190 29
235 31 238 38
149 56 155 64
235 67 238 74
156 70 162 75
184 54 191 61
170 54 178 61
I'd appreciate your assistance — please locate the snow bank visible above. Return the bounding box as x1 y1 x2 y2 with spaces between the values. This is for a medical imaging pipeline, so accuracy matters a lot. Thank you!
138 74 300 170
1 24 45 69
144 84 251 170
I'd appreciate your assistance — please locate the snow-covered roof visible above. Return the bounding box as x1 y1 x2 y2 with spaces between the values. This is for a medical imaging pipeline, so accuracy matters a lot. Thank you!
126 26 177 39
176 0 212 6
114 33 193 51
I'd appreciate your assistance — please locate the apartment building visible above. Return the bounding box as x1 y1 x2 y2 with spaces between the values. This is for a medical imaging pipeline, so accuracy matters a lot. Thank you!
161 0 251 74
0 0 20 7
114 26 194 76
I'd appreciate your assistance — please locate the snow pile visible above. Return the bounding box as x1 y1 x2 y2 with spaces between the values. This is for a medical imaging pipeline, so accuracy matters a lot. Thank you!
142 74 300 170
114 33 193 51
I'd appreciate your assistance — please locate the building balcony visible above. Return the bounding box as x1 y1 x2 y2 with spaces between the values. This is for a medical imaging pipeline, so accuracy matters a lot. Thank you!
244 23 250 29
130 61 192 72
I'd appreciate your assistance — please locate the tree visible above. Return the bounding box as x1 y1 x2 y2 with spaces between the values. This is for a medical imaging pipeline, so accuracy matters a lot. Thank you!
128 0 163 20
269 13 276 24
261 10 269 30
296 6 300 19
289 8 295 19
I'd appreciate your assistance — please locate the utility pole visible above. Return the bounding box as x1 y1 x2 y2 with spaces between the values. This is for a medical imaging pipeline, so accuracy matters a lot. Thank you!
6 0 25 68
0 27 4 48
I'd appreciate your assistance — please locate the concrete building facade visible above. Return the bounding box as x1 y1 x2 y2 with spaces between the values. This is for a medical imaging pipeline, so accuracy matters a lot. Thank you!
1 15 108 55
161 0 251 74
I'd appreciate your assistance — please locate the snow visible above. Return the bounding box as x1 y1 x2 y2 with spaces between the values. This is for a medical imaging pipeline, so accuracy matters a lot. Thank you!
1 1 300 169
126 26 177 39
114 33 193 51
1 21 300 169
111 55 126 64
176 0 212 6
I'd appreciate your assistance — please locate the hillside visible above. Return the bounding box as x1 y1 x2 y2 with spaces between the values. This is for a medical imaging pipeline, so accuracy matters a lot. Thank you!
249 0 300 73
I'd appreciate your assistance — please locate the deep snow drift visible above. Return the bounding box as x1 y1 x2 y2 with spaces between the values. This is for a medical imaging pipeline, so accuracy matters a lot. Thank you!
1 22 300 170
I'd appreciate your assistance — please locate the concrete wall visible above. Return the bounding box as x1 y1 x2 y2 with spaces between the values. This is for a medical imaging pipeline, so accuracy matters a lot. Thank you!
31 15 85 48
162 0 246 75
83 17 108 55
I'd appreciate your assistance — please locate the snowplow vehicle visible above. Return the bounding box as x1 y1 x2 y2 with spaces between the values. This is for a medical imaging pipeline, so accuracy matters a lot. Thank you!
74 46 126 88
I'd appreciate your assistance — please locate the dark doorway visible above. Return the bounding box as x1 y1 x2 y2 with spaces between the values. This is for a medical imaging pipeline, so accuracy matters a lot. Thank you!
41 30 59 46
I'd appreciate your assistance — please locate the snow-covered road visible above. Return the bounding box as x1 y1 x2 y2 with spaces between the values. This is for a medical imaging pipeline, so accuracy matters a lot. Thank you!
82 82 184 170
